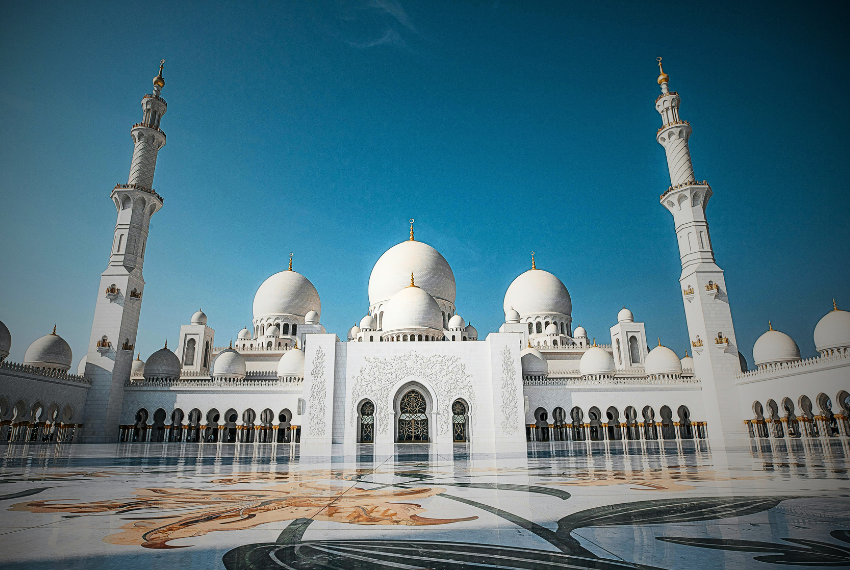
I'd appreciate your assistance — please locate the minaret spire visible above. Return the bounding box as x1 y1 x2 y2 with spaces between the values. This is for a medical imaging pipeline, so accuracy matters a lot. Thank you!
409 218 415 241
655 60 746 446
289 252 293 271
80 62 169 442
531 251 536 270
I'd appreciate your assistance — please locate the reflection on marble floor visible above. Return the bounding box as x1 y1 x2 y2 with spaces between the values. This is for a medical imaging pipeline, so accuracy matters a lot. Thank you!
0 440 848 569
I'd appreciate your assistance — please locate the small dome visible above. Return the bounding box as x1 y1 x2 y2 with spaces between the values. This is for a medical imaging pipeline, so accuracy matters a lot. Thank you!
579 346 615 376
465 323 477 338
191 309 207 325
381 284 443 333
0 319 10 360
24 328 72 371
520 346 548 377
545 323 558 335
359 315 375 330
505 308 520 324
266 325 281 337
645 344 683 376
131 354 145 377
348 325 361 341
212 348 246 379
681 352 694 371
277 348 305 378
76 355 88 376
618 307 634 323
305 310 320 325
253 270 321 321
448 314 465 330
143 343 181 380
573 326 587 338
238 327 252 340
753 326 801 367
813 305 850 353
504 269 572 318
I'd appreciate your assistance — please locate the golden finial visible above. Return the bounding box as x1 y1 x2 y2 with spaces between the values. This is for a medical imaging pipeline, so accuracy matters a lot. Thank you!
153 59 165 88
833 299 839 311
592 337 597 347
527 339 532 348
658 337 661 346
684 349 689 357
768 321 773 331
136 352 141 360
294 340 298 349
229 339 233 349
51 324 57 335
409 272 416 287
164 339 168 349
288 252 293 271
531 251 536 270
409 218 415 241
657 57 669 85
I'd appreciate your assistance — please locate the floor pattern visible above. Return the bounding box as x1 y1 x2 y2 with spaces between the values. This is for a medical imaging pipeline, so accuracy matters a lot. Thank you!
0 439 848 569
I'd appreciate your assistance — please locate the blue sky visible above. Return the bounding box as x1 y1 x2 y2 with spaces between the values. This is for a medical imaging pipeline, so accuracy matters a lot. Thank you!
1 0 848 368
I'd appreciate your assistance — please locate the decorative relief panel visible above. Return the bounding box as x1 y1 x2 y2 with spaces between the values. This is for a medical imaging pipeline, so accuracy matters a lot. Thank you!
350 351 474 437
500 346 520 434
307 346 326 436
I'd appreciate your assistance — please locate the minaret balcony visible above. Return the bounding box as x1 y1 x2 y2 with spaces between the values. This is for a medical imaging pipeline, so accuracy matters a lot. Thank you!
705 281 720 299
131 122 166 136
105 284 121 301
113 183 163 204
656 119 690 134
682 285 694 303
659 180 710 201
714 333 729 350
121 340 134 352
129 288 142 300
143 94 167 105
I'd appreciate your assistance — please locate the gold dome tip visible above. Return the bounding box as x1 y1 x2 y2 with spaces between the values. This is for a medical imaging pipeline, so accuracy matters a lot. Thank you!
164 339 168 349
684 349 689 357
768 321 773 331
409 272 416 287
229 339 233 349
153 59 165 88
656 57 669 85
409 218 415 241
136 353 141 360
658 337 661 346
52 324 57 335
531 251 536 270
288 252 293 271
833 299 839 311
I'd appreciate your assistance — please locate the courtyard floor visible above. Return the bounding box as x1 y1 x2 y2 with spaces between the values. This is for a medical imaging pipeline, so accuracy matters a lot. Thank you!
0 439 848 569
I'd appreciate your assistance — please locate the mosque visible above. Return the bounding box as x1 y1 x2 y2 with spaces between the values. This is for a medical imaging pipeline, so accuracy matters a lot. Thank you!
0 60 848 452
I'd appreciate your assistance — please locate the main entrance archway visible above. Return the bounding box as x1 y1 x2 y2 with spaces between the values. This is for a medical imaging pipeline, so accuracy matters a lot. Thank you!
397 389 428 442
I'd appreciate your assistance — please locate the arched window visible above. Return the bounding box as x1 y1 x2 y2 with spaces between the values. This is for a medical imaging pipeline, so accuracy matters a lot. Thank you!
359 400 375 443
291 324 297 335
616 339 622 365
398 390 428 442
183 338 196 366
452 400 468 442
282 323 290 335
260 325 265 336
528 323 533 334
560 323 565 334
203 341 210 368
628 336 640 365
536 322 542 334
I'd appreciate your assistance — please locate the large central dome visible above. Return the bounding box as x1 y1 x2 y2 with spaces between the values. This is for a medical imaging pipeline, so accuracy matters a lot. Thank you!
368 240 456 306
504 269 572 317
253 270 321 320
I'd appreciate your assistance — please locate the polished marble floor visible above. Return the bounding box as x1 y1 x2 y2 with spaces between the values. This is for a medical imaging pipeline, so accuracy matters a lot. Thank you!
0 439 848 569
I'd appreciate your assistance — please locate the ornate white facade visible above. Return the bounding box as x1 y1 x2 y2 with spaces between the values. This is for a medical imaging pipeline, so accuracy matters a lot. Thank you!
1 61 848 451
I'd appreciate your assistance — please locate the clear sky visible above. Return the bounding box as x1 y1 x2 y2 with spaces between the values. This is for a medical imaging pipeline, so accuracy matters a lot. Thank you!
1 1 848 368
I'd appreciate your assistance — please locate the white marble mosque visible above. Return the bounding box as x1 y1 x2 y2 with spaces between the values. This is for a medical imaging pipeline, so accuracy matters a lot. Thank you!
1 59 848 455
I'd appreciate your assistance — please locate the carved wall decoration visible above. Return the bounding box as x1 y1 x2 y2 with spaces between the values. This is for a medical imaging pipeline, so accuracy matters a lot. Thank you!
350 351 474 437
308 347 326 436
500 346 520 434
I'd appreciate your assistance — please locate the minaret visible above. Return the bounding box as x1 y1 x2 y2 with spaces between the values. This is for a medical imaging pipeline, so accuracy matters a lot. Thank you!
655 58 747 446
79 61 168 442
